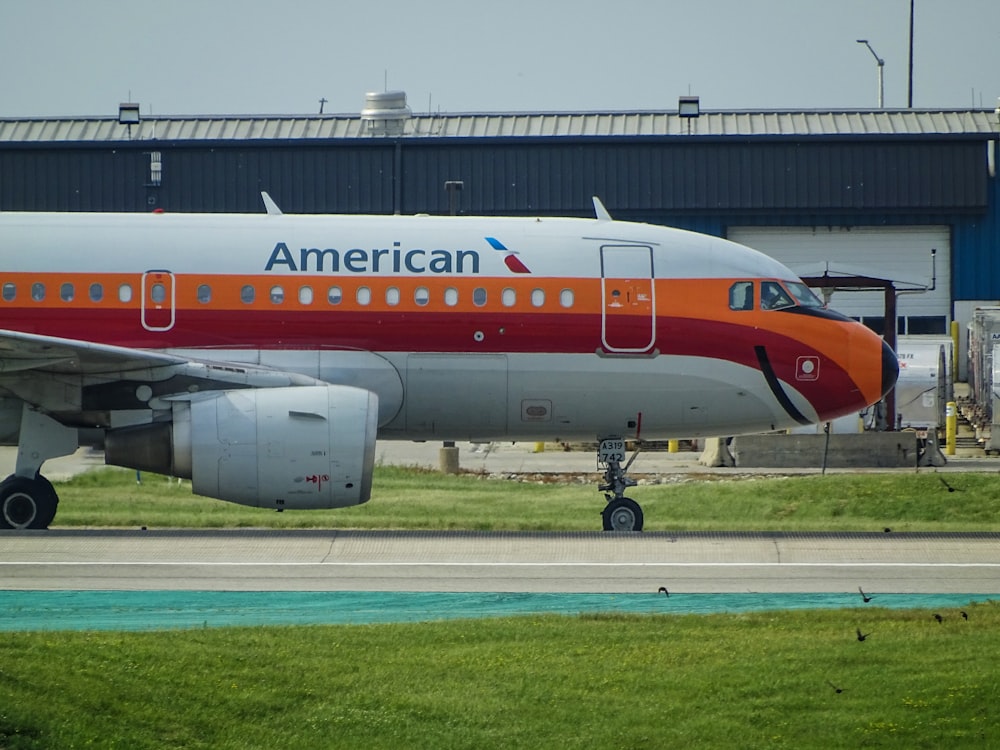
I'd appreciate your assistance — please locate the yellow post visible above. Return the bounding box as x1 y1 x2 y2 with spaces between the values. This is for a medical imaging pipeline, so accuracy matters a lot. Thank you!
668 439 679 453
950 320 959 381
533 442 545 453
945 401 957 456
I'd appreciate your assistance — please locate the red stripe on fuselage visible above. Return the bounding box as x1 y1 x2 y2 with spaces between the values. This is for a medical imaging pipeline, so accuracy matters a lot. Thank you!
2 306 863 413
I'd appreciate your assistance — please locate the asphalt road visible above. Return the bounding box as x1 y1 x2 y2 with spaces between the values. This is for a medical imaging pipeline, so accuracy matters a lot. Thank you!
3 529 998 594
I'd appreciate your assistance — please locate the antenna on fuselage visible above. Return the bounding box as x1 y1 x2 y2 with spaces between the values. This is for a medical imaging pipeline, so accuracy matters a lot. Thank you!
261 191 283 216
592 196 612 222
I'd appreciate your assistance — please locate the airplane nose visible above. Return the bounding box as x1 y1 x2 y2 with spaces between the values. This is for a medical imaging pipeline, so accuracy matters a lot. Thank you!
881 338 899 398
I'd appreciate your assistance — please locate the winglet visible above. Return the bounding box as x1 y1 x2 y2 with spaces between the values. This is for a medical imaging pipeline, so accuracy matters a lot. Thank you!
592 196 612 222
261 191 283 216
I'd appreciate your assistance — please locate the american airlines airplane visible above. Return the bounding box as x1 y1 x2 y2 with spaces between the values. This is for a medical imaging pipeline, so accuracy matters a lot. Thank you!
0 196 897 532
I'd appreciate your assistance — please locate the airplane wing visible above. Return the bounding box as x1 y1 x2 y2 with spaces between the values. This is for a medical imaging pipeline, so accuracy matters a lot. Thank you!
0 328 330 410
0 328 187 375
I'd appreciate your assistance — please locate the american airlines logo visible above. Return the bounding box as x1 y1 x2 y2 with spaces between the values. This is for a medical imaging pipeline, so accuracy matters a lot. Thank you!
264 237 531 275
485 237 531 274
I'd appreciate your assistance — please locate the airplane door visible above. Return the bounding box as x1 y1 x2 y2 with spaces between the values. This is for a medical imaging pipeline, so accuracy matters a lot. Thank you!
141 269 176 332
600 245 655 353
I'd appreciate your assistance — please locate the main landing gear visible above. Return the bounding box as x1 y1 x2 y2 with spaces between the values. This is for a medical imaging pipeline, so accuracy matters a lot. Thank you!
0 404 78 530
597 437 644 532
0 474 59 530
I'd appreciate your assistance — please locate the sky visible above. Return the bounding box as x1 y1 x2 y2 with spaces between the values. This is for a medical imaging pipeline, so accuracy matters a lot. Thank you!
1 0 998 118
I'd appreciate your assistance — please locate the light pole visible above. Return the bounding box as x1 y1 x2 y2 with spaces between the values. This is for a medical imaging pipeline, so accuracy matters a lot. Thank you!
856 39 885 109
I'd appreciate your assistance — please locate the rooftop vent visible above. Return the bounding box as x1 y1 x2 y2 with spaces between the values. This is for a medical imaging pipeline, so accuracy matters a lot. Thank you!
361 91 411 136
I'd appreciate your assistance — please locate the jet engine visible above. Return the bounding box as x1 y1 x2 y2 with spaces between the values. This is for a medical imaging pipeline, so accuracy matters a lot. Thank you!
105 385 378 509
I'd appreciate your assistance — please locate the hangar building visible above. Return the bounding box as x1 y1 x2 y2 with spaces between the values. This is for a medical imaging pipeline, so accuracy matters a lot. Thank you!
1 94 999 373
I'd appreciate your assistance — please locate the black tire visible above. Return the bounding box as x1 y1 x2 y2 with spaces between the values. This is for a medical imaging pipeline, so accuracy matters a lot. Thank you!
602 497 644 532
0 474 59 530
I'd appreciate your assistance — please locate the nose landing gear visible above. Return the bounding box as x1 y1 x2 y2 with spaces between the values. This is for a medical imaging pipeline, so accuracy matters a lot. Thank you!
598 437 644 532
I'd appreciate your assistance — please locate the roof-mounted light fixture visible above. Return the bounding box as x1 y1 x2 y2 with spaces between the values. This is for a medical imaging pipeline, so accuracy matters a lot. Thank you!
678 95 700 134
118 102 140 140
678 96 700 118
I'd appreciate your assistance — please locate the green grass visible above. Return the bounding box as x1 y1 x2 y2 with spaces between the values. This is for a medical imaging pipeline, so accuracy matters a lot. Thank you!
1 605 998 749
50 466 1000 531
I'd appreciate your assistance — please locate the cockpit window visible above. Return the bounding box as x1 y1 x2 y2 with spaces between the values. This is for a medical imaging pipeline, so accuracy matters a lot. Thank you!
760 281 795 310
728 281 754 311
785 281 825 308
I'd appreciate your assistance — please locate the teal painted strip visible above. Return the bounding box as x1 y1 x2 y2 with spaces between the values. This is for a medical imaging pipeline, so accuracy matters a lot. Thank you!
0 591 996 632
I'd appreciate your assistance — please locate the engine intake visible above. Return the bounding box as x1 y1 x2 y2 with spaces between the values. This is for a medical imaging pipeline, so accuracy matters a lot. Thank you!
105 385 378 509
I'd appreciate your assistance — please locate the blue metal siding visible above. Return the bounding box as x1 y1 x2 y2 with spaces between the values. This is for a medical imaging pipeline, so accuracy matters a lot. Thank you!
952 176 1000 300
0 138 987 216
0 149 147 212
162 146 396 214
393 140 986 217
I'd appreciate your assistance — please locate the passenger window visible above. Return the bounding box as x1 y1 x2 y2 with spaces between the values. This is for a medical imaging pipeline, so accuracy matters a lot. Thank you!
386 287 400 306
444 287 458 307
90 283 103 303
60 283 74 302
328 286 342 305
729 281 754 311
414 287 430 306
298 286 314 305
502 288 516 307
473 287 487 307
356 286 371 305
531 288 545 307
760 281 795 311
240 285 255 304
197 284 212 304
151 283 166 304
31 283 45 302
560 289 574 308
119 284 133 303
2 283 14 302
270 285 285 304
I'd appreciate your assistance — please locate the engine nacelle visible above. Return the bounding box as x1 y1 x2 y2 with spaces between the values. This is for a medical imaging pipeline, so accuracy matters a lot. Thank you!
105 385 378 509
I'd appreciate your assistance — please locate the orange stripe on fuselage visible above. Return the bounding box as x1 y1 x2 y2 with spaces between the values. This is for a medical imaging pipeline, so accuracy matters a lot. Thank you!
0 271 879 403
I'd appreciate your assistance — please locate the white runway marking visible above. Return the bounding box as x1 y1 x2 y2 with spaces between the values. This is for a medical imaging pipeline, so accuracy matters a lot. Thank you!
3 561 1000 568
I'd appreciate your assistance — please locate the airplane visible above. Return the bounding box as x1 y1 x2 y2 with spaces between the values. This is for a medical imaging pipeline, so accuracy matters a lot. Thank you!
0 195 897 532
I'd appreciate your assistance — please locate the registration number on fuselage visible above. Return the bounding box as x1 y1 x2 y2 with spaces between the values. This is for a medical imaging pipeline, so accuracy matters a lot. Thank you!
598 438 627 464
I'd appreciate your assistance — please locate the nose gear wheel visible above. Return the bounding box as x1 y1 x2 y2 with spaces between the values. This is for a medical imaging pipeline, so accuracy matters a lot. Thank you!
597 437 644 532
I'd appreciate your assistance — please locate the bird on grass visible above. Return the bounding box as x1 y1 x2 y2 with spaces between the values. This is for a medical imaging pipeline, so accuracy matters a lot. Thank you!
856 628 871 642
933 613 943 623
827 680 844 694
858 586 873 603
961 611 969 621
938 475 961 492
657 586 669 597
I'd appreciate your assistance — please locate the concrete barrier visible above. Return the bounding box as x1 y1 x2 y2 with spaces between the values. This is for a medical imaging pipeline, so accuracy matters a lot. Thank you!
731 432 919 468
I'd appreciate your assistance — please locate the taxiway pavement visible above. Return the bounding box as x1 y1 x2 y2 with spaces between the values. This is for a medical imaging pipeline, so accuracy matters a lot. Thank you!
3 530 998 595
3 443 999 597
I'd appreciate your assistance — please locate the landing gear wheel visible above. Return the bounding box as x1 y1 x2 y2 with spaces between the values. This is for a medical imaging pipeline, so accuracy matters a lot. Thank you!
597 437 644 532
0 474 59 530
602 497 644 532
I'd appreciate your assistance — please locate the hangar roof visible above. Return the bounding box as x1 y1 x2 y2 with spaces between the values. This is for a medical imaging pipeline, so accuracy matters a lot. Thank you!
0 109 997 143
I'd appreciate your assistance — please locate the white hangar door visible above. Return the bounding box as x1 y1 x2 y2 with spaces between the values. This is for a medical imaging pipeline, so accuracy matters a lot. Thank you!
728 226 951 335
